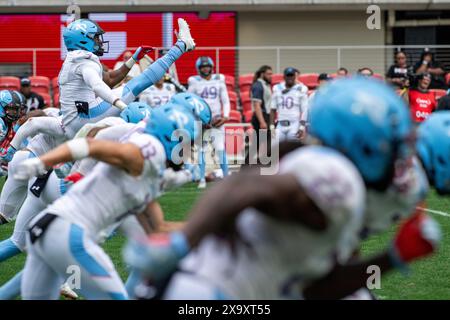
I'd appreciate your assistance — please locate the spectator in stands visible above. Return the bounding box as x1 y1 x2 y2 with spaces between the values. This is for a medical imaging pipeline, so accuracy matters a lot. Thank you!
249 65 273 164
436 89 450 111
414 48 447 89
114 51 141 78
407 73 436 123
19 78 45 112
386 51 412 89
357 67 374 77
336 67 349 78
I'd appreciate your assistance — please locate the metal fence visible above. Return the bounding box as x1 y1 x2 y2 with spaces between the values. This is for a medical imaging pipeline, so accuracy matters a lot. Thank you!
2 45 450 79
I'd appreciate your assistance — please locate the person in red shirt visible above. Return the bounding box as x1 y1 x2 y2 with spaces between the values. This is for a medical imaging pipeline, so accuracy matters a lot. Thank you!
408 73 436 123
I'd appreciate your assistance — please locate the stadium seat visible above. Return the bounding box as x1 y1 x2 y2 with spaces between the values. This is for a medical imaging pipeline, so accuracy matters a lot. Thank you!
228 90 238 110
51 77 59 93
446 73 450 85
239 74 253 92
298 73 319 89
240 91 252 113
40 92 52 107
225 125 246 157
373 73 384 81
227 110 242 123
431 89 447 101
29 76 50 94
0 76 20 91
244 110 253 123
53 92 60 108
225 75 235 91
271 74 284 86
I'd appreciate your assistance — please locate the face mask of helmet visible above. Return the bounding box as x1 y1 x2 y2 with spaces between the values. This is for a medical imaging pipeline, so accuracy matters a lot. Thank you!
4 104 21 122
92 33 109 56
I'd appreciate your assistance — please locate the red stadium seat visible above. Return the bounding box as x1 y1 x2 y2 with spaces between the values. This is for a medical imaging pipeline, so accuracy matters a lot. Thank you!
298 73 319 89
224 75 235 91
227 110 242 123
53 92 60 108
0 76 20 91
271 74 284 86
228 90 238 110
239 74 253 92
225 125 246 157
431 89 447 101
446 73 450 85
373 73 384 81
244 110 253 123
51 77 59 93
240 91 252 113
40 92 52 107
29 76 50 94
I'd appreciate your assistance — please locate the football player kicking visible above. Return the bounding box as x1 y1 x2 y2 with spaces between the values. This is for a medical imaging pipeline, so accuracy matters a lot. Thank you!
270 67 309 142
59 17 195 139
12 103 198 300
188 57 230 188
124 77 439 299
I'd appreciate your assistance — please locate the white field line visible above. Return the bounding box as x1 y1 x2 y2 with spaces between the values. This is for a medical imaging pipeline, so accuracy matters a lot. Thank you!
417 207 450 218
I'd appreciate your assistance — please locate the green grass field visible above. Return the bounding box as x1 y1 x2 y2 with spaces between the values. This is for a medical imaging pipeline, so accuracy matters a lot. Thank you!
0 181 449 299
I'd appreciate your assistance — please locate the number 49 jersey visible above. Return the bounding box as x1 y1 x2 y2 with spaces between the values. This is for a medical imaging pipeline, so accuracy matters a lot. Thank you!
271 82 309 122
187 74 230 118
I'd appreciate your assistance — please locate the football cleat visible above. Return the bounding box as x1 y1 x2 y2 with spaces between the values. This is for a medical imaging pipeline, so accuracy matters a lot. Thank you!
198 179 206 189
175 18 196 52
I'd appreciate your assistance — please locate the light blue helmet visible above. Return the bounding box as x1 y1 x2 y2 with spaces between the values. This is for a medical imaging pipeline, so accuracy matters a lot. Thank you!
63 19 108 56
170 92 212 126
120 102 151 124
0 90 23 121
308 77 413 190
145 103 198 161
417 111 450 194
195 56 214 77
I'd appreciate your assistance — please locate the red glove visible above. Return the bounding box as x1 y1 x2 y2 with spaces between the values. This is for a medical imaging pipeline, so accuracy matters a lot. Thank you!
391 211 441 267
132 46 154 61
64 172 84 184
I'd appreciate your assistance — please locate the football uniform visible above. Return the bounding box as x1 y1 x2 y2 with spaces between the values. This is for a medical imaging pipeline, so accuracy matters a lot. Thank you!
271 82 309 141
164 146 366 299
139 83 176 108
21 132 166 300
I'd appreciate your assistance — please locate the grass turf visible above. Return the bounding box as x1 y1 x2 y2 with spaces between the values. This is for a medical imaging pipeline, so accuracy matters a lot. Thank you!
0 180 449 299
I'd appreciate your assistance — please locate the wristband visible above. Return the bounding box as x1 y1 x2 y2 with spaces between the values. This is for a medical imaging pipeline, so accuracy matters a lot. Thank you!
66 138 90 160
124 57 136 69
113 99 127 111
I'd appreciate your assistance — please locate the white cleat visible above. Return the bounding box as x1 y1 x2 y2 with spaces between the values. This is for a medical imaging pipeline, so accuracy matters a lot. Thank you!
60 283 78 300
175 18 196 51
198 179 206 189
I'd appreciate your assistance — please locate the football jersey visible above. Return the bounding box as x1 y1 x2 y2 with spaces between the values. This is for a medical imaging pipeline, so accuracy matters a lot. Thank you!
271 82 309 122
139 83 176 108
188 74 230 118
177 146 366 299
47 132 166 239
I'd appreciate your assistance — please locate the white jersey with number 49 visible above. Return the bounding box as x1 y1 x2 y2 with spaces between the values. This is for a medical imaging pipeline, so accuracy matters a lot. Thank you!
187 74 230 118
42 132 166 240
169 146 366 299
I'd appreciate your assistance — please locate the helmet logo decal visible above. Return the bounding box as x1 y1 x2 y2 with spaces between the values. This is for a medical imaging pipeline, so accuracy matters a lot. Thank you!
72 22 87 33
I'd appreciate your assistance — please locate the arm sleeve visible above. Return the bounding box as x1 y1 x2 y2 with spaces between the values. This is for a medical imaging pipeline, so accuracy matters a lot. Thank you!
251 82 264 102
79 62 119 105
10 117 65 150
220 83 230 118
187 77 196 93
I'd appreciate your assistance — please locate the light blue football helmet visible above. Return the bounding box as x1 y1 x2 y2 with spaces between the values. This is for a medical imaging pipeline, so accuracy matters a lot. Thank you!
145 103 198 161
195 56 214 77
170 92 212 126
63 19 108 56
120 102 151 124
308 76 414 190
0 90 22 121
417 111 450 194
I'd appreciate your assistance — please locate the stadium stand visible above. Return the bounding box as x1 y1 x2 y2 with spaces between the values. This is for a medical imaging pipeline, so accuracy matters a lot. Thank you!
29 76 50 94
0 76 20 91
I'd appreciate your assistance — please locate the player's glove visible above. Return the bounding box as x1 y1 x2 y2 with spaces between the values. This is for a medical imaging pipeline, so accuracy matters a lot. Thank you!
13 158 46 180
54 162 73 179
123 232 190 282
0 146 16 162
65 171 84 184
133 46 155 62
389 211 441 274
